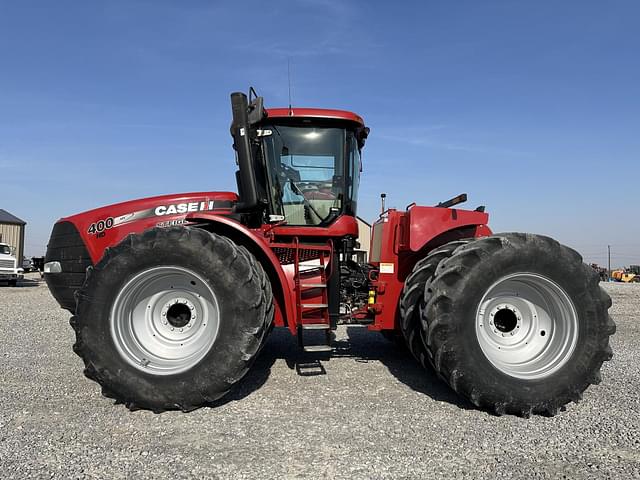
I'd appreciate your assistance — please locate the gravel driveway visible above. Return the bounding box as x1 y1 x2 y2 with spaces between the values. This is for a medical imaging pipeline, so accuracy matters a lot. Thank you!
1 275 638 479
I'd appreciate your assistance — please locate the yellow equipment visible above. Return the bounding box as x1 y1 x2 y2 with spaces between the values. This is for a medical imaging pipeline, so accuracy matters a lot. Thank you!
611 269 640 283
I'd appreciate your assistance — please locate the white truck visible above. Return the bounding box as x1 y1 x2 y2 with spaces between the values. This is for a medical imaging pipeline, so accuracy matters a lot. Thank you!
0 243 23 286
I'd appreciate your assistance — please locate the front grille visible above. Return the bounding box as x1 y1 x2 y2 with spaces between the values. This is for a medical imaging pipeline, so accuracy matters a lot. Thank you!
0 259 14 269
44 221 93 312
272 246 325 265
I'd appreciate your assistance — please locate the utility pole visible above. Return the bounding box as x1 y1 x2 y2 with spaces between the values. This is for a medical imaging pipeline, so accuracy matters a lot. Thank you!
608 245 611 281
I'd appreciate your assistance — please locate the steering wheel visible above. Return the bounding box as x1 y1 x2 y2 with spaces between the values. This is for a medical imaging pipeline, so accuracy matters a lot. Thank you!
298 181 336 200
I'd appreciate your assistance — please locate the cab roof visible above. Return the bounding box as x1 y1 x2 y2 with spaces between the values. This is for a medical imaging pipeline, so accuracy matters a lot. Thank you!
265 108 365 127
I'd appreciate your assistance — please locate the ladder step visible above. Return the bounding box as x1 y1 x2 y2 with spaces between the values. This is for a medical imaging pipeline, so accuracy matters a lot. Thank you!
303 345 332 353
270 243 332 252
301 303 328 308
299 266 325 276
301 283 326 288
302 323 330 330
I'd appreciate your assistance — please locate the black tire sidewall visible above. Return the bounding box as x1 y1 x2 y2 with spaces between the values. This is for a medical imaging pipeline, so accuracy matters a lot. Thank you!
76 227 267 410
438 237 601 406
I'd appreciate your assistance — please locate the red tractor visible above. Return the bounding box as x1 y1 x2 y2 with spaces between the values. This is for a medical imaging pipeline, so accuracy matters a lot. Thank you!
44 90 614 416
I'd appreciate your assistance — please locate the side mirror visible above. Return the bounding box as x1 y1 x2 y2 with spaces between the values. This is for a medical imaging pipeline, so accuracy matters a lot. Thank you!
357 127 370 148
247 87 267 125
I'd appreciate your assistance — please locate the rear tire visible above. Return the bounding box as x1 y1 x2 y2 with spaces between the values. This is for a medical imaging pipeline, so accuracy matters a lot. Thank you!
72 226 273 412
420 233 615 416
399 240 472 367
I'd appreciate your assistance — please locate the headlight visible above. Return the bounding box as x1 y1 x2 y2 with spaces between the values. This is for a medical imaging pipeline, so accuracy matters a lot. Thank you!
44 261 62 273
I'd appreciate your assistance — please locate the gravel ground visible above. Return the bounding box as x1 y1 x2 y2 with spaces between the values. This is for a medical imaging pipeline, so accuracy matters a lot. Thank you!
0 274 638 479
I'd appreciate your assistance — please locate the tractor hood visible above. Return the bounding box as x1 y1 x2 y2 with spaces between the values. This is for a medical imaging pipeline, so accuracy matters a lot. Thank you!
45 191 238 312
53 191 238 264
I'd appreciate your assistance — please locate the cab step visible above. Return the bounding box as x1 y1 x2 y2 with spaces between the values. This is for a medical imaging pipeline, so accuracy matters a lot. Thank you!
303 345 332 353
301 323 330 330
299 266 325 276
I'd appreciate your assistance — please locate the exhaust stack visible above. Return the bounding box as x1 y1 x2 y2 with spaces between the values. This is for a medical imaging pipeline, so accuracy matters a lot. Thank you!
230 92 260 212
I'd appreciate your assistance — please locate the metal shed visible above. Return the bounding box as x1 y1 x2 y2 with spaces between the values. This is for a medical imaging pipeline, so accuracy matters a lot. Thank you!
0 209 26 264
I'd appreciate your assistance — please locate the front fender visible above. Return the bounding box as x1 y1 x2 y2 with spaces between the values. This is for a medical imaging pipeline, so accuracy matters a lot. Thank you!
186 213 297 333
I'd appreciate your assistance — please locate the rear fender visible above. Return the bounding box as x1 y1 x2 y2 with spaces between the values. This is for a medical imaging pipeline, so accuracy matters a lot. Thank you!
405 206 490 252
186 213 296 332
369 207 492 331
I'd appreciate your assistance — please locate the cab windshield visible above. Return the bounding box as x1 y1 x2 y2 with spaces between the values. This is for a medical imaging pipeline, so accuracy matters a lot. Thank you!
0 245 11 255
261 125 360 226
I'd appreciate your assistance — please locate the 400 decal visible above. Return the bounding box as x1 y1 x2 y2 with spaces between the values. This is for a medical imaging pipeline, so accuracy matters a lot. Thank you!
87 217 114 235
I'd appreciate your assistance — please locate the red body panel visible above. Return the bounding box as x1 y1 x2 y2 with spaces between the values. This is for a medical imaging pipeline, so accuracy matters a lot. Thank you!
265 108 364 126
184 212 299 332
365 207 492 331
60 191 237 264
271 215 359 239
406 206 489 252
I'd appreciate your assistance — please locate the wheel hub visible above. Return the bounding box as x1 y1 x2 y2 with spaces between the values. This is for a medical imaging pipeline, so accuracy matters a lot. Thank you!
493 305 520 334
475 273 578 380
164 298 194 328
110 266 219 375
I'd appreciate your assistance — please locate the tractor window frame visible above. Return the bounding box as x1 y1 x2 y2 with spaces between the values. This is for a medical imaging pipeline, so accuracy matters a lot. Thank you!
259 123 358 227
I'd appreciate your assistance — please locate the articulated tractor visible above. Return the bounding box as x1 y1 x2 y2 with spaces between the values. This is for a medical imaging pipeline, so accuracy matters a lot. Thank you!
44 90 614 416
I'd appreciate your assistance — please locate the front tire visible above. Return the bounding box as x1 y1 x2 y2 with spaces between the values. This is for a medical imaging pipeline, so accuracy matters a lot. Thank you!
72 227 273 412
420 233 615 416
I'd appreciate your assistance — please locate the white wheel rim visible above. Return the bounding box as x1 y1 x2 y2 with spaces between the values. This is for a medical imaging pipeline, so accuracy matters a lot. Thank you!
110 266 219 375
475 273 578 380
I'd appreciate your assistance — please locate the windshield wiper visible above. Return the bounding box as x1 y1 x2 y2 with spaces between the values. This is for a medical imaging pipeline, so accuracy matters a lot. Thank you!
288 179 326 222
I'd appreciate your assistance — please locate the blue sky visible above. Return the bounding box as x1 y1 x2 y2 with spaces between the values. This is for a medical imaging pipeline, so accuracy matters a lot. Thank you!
0 1 638 267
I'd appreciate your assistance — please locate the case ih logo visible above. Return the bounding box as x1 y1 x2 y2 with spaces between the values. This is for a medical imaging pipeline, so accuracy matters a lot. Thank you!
86 201 219 235
154 201 216 216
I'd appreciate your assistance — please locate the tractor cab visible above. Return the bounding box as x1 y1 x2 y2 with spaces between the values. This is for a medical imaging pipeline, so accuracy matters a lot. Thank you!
230 92 368 232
